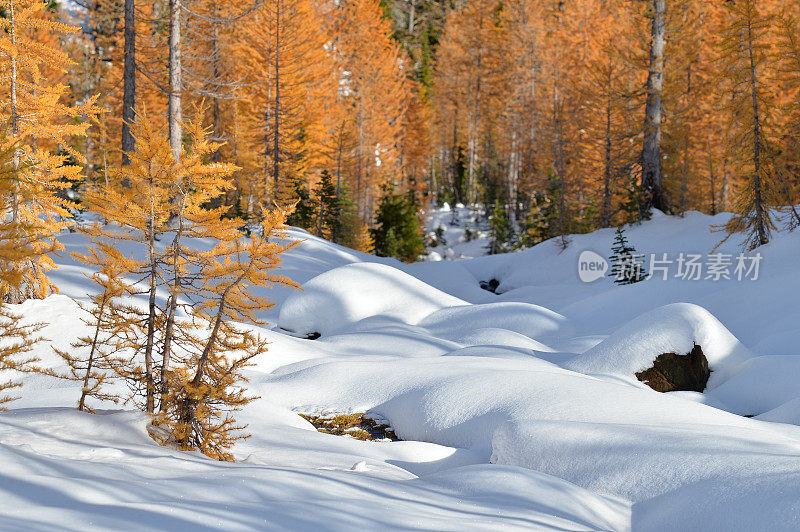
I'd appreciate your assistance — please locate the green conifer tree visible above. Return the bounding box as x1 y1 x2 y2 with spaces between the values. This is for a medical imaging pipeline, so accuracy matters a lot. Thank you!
488 200 512 254
313 171 342 240
287 180 316 231
609 226 646 285
371 187 425 262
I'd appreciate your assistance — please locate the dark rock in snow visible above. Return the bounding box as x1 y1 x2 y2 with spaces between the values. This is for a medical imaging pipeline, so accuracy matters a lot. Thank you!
276 327 321 340
480 279 500 293
635 344 710 393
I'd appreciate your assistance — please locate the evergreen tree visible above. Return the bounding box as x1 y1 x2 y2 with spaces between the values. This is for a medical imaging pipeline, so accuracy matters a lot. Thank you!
609 226 646 285
522 180 571 249
286 180 316 231
488 200 513 254
621 174 653 225
335 182 374 252
371 187 425 262
313 171 341 240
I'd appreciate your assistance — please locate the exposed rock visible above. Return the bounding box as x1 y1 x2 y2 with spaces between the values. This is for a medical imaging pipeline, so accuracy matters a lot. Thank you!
479 279 500 293
635 344 710 393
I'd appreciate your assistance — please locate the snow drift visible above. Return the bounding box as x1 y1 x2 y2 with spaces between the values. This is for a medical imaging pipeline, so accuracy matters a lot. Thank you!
418 302 575 344
563 303 753 388
277 262 465 336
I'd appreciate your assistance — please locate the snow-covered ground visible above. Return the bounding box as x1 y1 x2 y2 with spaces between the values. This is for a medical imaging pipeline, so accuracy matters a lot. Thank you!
425 202 491 260
4 208 800 530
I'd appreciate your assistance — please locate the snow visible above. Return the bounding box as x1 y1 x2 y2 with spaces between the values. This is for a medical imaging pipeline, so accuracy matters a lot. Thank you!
1 408 634 531
278 262 465 336
5 206 800 529
707 355 800 415
419 301 575 345
563 303 753 387
756 398 800 425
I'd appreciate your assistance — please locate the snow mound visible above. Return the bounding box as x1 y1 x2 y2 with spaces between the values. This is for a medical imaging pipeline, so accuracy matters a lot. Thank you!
259 353 800 529
708 355 800 415
419 302 575 343
563 303 752 388
453 328 556 351
756 398 800 426
278 262 465 336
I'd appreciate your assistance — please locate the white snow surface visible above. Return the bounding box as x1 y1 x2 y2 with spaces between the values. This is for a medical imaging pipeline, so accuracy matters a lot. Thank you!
563 303 753 387
278 262 465 336
4 208 800 530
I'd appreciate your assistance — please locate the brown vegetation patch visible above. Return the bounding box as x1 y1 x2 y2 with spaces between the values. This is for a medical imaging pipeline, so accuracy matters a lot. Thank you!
299 412 399 441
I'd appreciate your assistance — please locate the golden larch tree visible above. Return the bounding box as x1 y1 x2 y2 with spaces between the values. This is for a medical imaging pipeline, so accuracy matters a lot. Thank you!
159 207 299 461
718 0 779 249
0 0 100 302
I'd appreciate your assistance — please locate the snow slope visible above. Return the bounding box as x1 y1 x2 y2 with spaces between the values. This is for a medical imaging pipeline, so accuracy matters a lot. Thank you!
4 208 800 530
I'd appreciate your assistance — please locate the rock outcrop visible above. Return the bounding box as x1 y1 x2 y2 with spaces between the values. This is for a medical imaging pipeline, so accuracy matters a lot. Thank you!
635 344 710 392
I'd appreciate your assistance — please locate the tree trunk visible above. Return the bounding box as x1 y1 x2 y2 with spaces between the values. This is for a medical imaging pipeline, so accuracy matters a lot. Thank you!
641 0 668 214
211 0 222 163
8 0 19 221
160 211 185 411
273 0 282 189
708 143 717 216
122 0 136 163
144 217 158 414
746 13 768 247
79 294 110 412
168 0 182 161
178 288 231 443
552 1 568 250
6 0 23 304
601 91 613 228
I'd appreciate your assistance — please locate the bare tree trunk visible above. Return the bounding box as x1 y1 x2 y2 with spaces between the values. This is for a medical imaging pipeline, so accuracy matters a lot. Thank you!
272 0 282 189
708 144 717 216
336 123 344 199
507 130 519 229
122 0 136 163
641 0 668 213
211 0 222 163
79 294 110 412
407 0 416 34
144 216 158 414
7 0 22 304
721 167 730 212
160 206 185 411
746 14 768 247
168 0 182 161
356 108 364 218
233 100 242 209
8 0 20 216
601 91 613 227
679 64 693 215
552 1 568 250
